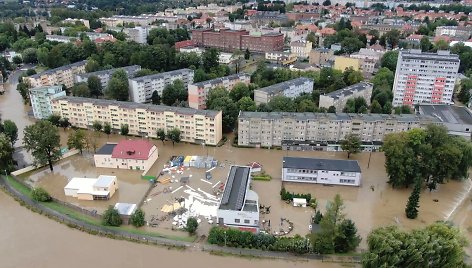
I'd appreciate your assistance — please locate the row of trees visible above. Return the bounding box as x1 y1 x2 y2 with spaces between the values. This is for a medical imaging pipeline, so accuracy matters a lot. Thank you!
102 206 145 227
0 118 18 172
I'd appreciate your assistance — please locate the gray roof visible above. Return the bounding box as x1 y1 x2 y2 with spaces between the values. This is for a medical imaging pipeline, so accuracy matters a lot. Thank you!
400 49 460 62
94 176 116 188
30 60 87 79
325 82 373 100
283 157 361 173
114 203 137 216
191 73 250 87
54 96 221 117
76 65 141 79
95 143 117 155
418 104 472 125
256 77 313 95
219 166 251 211
129 68 193 83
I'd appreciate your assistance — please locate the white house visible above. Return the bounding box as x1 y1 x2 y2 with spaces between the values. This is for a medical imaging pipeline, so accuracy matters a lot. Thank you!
217 166 260 233
64 175 118 200
282 157 362 186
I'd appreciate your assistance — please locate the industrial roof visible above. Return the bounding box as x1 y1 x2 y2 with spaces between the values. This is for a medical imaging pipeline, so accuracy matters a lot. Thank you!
219 166 251 211
283 157 361 173
418 104 472 125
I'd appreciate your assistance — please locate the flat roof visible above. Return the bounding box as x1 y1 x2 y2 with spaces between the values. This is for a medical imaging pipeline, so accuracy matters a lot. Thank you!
219 166 251 211
325 82 373 99
191 73 250 87
76 65 140 79
114 203 137 216
256 77 313 95
129 68 192 83
418 104 472 125
95 143 117 155
30 60 87 79
94 175 117 188
283 157 361 173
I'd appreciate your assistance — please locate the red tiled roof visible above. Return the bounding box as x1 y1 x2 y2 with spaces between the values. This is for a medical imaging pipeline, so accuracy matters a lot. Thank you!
111 140 155 160
247 162 262 169
175 40 195 50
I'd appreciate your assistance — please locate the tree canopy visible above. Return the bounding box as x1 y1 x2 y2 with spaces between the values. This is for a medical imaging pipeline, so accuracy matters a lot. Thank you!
23 120 61 171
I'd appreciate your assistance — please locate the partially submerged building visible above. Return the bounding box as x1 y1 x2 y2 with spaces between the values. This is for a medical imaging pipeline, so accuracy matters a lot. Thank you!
64 175 118 200
94 140 158 171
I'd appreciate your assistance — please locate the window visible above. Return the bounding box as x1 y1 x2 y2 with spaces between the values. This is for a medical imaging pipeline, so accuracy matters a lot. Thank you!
244 219 250 224
235 219 240 223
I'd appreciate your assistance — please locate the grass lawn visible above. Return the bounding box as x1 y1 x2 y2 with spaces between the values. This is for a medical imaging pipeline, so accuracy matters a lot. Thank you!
5 176 31 197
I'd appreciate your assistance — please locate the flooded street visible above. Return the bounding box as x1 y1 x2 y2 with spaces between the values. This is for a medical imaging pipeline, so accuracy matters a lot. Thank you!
0 191 338 268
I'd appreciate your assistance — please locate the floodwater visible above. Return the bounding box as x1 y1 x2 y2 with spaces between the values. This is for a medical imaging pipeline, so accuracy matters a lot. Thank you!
0 191 339 268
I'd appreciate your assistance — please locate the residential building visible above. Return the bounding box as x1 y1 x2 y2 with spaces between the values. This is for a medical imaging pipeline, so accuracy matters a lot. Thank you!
309 48 334 66
46 34 76 43
350 48 385 74
237 111 439 149
417 104 472 138
75 65 141 89
188 73 251 110
435 26 472 41
392 49 460 107
51 96 222 145
94 140 158 172
282 157 362 186
319 82 373 112
29 85 66 119
217 165 259 233
290 40 312 58
124 26 150 44
25 60 87 88
265 51 297 66
64 175 118 201
63 18 90 28
192 28 284 53
128 69 194 103
254 77 314 105
334 56 360 71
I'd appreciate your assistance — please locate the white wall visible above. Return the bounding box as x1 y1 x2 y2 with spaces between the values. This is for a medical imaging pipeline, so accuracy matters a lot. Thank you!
282 167 361 186
216 209 259 227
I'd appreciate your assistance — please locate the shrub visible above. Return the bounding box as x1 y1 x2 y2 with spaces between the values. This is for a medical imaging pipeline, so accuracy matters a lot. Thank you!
130 209 145 227
31 187 52 202
102 206 122 226
280 187 312 202
186 217 198 234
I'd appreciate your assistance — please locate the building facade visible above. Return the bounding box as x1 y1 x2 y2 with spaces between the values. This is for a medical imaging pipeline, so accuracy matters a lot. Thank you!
392 50 460 107
282 157 362 186
309 48 334 66
94 140 158 171
265 52 297 66
290 40 312 58
75 65 141 89
334 56 360 71
25 60 87 88
217 166 259 233
319 82 373 112
237 111 438 148
51 96 222 145
188 73 251 110
29 85 66 119
254 77 314 105
128 69 194 103
435 26 472 41
64 175 118 201
124 26 151 44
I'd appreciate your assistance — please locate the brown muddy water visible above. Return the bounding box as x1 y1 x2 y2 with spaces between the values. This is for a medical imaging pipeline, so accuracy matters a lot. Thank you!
0 191 340 268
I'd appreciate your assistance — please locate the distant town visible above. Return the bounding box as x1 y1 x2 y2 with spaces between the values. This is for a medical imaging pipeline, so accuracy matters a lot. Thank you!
1 0 472 267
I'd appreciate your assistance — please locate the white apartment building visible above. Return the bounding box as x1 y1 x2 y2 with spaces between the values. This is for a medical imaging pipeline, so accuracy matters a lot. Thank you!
75 65 141 89
29 85 66 119
25 60 87 88
392 49 460 107
51 96 222 145
254 77 314 105
282 157 362 186
188 73 251 110
319 82 373 112
217 165 259 233
128 69 194 103
237 111 439 148
46 34 76 43
290 40 312 58
124 26 150 44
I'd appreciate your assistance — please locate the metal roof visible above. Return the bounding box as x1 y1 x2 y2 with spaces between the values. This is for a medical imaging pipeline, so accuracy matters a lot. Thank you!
219 166 251 211
95 143 117 155
418 104 472 125
283 157 361 173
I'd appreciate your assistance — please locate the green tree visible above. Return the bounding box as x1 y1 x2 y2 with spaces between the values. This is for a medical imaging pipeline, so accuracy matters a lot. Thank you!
130 209 146 227
120 124 129 136
16 82 29 102
87 75 103 97
297 99 316 112
102 206 122 226
186 217 199 234
244 48 250 60
238 96 257 112
71 82 91 97
380 51 399 72
157 128 166 144
405 180 421 219
370 100 382 113
268 96 296 112
420 36 432 52
106 70 129 101
0 133 15 172
229 83 250 102
67 129 87 154
334 219 361 253
162 80 187 106
85 59 100 72
167 128 181 146
103 122 112 137
59 117 70 131
3 120 18 146
31 187 52 202
341 134 361 158
151 90 161 105
12 55 22 65
435 39 449 50
23 120 61 171
47 114 61 127
202 48 219 72
92 121 102 132
327 106 336 113
384 29 400 48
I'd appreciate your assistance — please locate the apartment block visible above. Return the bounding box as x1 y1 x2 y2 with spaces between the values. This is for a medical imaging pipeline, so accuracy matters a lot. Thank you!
265 51 297 66
237 111 438 148
25 60 87 88
319 82 373 112
51 96 222 145
290 40 312 58
350 48 385 74
435 26 472 41
128 69 194 103
29 85 66 119
309 48 334 66
124 26 150 44
334 56 360 71
392 49 460 107
253 77 314 105
188 73 251 110
75 65 141 89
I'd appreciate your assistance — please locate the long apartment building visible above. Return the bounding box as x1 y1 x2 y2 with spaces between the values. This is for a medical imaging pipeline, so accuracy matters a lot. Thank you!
29 85 66 119
25 60 87 88
192 28 284 53
75 65 141 89
392 49 460 107
319 82 373 112
188 73 251 110
51 96 222 145
128 69 194 103
237 111 439 148
254 77 313 105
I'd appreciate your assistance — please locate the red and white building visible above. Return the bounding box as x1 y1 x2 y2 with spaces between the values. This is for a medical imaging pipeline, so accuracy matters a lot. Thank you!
94 140 158 172
392 49 460 107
